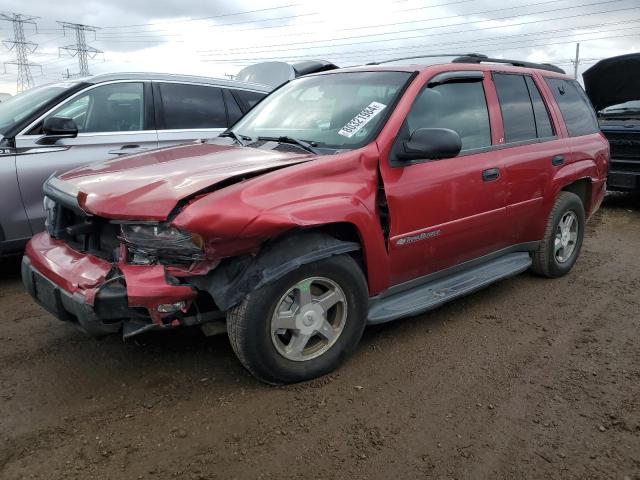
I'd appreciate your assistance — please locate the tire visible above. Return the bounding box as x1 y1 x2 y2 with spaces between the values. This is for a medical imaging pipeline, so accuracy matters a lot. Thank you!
226 254 368 384
531 191 585 278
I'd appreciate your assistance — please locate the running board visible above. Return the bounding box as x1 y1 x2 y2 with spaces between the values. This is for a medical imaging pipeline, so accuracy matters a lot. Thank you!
367 252 532 325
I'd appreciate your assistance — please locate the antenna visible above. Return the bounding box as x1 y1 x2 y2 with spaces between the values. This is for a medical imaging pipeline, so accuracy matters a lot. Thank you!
57 21 102 78
0 13 42 92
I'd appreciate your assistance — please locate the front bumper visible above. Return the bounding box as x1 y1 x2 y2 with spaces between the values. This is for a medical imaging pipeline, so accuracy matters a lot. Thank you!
23 232 199 338
22 256 133 336
607 169 640 192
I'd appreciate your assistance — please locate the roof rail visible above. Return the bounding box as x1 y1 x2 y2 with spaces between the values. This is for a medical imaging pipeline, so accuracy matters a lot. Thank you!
367 53 484 65
451 53 566 74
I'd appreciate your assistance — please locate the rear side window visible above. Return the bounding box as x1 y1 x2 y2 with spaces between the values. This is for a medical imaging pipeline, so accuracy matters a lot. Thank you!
524 76 554 138
406 81 491 151
544 78 599 137
235 90 265 111
158 83 226 129
493 74 537 142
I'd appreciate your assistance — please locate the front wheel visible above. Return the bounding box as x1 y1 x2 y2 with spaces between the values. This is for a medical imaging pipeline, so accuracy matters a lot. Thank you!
226 254 368 384
531 191 585 278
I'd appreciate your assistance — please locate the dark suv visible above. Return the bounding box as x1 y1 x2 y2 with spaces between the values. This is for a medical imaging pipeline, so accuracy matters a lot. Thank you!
584 53 640 192
22 55 608 384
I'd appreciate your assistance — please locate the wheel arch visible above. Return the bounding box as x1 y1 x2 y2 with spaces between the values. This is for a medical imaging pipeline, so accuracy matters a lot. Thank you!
561 177 592 215
187 229 367 312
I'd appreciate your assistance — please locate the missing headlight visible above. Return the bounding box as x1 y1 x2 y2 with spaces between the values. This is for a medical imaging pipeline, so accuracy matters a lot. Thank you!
120 223 204 264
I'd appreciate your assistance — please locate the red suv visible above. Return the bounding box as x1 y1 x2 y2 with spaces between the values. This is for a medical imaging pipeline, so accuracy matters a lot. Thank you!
22 55 608 384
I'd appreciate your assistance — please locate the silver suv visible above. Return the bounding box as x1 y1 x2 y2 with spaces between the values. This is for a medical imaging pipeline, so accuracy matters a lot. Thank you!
0 73 269 255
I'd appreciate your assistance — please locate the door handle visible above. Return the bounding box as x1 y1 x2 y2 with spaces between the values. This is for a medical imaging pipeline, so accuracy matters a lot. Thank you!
108 145 148 156
552 154 565 166
482 167 500 182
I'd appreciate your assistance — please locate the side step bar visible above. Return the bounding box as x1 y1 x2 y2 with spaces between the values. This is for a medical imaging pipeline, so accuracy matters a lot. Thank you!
367 252 532 325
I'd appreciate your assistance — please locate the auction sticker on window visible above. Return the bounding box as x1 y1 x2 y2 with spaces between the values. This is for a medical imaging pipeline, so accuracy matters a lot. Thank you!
338 102 387 138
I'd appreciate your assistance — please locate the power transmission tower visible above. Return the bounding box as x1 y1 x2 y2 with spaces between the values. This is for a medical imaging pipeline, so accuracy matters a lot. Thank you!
0 13 42 92
57 22 102 78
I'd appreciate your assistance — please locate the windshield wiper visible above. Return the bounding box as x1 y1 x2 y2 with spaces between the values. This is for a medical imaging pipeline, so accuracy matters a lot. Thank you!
219 130 251 146
257 136 321 155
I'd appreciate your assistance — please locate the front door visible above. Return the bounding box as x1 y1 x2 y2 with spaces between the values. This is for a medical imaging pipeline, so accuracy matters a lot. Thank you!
380 74 509 286
14 81 157 233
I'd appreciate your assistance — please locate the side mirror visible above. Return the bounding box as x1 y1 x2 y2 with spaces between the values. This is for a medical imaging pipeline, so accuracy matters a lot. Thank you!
38 117 78 145
399 127 462 161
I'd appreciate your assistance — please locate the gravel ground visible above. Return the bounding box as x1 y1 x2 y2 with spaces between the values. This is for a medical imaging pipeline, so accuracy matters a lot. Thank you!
1 193 639 480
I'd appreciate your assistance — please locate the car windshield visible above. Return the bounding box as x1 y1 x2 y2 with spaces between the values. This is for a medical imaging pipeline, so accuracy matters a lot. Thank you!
231 71 413 150
0 83 76 134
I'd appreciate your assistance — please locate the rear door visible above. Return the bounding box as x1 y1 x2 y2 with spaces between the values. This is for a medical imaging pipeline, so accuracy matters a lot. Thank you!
154 82 230 147
543 77 605 181
14 81 157 234
381 73 509 285
492 72 572 244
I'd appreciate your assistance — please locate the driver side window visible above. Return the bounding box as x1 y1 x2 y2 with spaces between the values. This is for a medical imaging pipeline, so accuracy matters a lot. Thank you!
407 81 491 151
45 82 145 133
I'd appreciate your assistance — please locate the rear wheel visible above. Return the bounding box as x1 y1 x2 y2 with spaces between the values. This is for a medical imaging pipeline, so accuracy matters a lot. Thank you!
531 191 585 278
226 254 368 384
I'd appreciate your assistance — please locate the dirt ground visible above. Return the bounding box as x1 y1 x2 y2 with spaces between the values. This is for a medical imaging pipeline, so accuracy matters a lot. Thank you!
1 194 639 480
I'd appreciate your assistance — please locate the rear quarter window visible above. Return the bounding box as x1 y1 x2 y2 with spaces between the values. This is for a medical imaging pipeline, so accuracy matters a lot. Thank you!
544 78 599 137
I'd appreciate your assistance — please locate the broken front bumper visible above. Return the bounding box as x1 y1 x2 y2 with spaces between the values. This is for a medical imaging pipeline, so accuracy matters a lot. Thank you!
22 232 198 338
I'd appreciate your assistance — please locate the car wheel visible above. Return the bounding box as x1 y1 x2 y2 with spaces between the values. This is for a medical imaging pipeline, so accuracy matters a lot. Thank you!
531 191 585 278
226 254 368 384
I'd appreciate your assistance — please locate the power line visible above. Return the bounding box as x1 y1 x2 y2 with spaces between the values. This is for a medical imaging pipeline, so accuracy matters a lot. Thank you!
57 22 102 77
95 0 445 30
97 12 319 36
100 2 304 29
199 22 640 64
0 12 42 92
198 0 637 56
196 29 639 68
92 0 476 37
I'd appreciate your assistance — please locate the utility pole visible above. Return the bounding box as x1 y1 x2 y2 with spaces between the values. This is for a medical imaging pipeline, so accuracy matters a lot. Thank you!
572 42 580 80
57 22 102 78
0 13 42 93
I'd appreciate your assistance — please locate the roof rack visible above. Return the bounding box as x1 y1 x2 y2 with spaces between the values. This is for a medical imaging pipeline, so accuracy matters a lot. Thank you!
451 53 565 74
367 53 483 65
367 53 565 74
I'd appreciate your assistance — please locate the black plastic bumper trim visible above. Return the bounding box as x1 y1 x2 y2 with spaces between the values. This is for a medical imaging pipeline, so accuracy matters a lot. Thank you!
21 257 148 336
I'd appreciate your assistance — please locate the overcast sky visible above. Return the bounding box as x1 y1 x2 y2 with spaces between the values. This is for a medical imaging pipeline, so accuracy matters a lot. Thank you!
0 0 638 94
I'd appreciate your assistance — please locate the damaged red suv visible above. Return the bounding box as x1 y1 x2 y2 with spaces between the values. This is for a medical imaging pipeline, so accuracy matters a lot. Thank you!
23 55 608 384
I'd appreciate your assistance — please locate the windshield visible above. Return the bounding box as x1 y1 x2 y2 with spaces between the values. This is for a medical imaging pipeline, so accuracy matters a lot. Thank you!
231 71 412 149
0 83 76 134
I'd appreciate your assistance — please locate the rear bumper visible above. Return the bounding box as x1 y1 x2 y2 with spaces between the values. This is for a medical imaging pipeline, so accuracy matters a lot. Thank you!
23 232 199 338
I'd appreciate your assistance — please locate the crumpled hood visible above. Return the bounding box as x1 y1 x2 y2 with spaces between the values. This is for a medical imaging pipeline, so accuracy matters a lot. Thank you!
583 53 640 111
56 142 313 220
